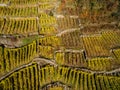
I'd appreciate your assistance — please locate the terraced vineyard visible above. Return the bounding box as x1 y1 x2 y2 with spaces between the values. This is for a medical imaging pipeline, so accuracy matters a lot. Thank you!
0 0 120 90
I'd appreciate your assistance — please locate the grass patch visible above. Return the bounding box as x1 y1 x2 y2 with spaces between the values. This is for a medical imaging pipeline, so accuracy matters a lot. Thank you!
21 35 39 46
